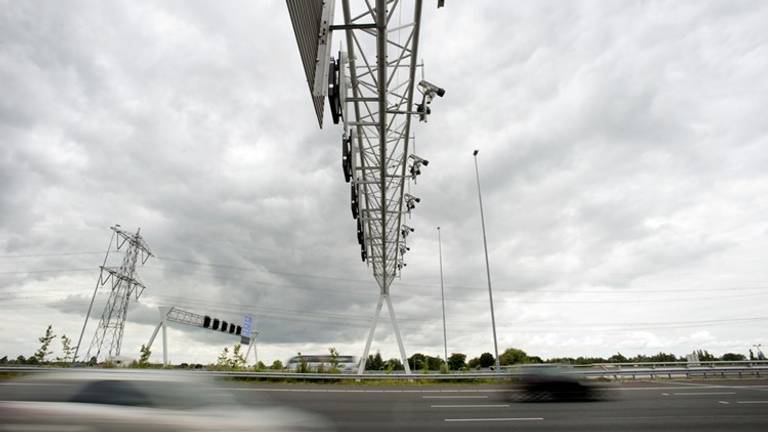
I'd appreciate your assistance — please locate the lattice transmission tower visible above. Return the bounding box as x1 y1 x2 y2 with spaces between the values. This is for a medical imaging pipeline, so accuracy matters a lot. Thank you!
73 225 153 362
286 0 446 374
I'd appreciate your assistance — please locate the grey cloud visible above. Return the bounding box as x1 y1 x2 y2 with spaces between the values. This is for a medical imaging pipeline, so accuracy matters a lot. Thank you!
2 0 768 362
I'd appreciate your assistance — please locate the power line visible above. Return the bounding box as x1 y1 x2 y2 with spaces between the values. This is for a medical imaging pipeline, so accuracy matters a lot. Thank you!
149 260 768 294
0 251 107 259
126 294 768 330
153 256 378 284
2 292 767 334
3 252 767 296
132 262 768 301
0 268 93 275
3 275 768 311
7 278 768 305
134 298 768 333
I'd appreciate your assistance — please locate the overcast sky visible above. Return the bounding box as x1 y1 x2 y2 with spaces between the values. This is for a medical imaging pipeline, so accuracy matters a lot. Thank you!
1 0 767 365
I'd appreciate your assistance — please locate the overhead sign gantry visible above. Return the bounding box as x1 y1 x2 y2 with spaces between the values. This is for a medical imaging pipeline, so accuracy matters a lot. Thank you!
146 307 258 366
286 0 445 374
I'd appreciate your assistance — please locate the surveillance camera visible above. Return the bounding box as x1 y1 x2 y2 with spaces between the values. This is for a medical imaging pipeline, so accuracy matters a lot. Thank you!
401 225 414 237
418 80 446 98
405 193 421 203
409 154 429 166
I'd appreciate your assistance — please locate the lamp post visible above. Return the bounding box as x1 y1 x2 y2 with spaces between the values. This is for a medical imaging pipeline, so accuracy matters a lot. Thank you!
437 226 448 367
473 150 500 370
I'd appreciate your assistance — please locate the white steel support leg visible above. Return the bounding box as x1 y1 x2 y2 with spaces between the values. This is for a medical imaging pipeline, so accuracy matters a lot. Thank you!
146 321 163 352
162 319 168 366
384 294 411 375
358 294 384 375
245 333 258 366
153 307 170 366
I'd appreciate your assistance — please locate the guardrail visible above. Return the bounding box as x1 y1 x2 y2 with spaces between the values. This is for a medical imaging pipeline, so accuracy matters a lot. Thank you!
501 360 768 370
2 364 767 380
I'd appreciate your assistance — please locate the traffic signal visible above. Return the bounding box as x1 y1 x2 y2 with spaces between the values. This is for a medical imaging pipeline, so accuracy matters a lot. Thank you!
200 315 249 339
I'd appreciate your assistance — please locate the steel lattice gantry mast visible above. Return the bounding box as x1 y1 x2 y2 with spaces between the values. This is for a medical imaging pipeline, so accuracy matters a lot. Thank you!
344 0 422 375
80 226 153 362
287 0 442 375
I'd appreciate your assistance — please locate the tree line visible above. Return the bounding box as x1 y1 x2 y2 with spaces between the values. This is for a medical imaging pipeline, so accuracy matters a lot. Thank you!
361 347 753 371
1 324 761 369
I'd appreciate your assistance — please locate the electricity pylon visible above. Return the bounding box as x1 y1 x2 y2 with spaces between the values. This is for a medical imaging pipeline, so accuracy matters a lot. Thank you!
74 225 152 362
287 0 445 374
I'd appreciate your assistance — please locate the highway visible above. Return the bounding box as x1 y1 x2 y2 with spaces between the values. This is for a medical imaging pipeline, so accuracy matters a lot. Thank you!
2 376 767 430
229 379 768 431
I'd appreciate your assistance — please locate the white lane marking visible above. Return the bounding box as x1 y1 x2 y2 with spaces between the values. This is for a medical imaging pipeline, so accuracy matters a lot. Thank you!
223 387 513 393
667 382 768 392
605 386 732 392
423 395 489 399
661 392 670 396
672 392 736 396
221 384 768 394
431 404 510 408
736 401 768 404
224 386 710 394
445 417 543 422
718 401 730 405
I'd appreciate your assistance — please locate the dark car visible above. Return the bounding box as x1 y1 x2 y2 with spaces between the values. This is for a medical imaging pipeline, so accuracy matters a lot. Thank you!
513 366 605 402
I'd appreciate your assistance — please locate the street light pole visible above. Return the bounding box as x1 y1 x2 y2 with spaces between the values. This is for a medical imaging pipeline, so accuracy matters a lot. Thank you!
437 226 448 367
473 149 500 370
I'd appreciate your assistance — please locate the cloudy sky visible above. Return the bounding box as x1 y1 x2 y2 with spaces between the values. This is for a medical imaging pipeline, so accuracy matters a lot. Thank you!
1 0 767 365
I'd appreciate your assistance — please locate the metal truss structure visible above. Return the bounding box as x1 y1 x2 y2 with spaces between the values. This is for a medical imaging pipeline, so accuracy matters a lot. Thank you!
287 0 444 374
146 306 258 366
73 226 153 362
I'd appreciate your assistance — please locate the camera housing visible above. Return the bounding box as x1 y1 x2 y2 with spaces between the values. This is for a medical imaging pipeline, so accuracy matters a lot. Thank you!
401 225 415 238
418 80 446 98
409 154 429 166
404 193 420 213
416 80 445 122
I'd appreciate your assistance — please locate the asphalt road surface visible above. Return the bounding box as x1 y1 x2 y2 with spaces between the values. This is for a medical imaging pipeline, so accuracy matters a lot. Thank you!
229 379 768 431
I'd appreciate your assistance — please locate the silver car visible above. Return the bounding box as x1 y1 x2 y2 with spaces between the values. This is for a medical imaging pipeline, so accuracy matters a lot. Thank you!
0 370 335 432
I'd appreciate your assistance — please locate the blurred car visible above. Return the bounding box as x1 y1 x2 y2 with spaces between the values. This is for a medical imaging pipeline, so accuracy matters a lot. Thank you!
286 355 358 373
0 370 335 432
512 366 605 402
